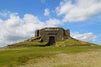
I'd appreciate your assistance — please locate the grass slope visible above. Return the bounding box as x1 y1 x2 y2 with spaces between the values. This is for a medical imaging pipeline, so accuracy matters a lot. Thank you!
55 38 95 46
0 46 101 67
7 41 47 47
7 38 95 48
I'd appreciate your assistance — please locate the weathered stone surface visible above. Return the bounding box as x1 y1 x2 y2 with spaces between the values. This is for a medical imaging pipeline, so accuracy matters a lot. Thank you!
31 27 70 45
35 27 70 41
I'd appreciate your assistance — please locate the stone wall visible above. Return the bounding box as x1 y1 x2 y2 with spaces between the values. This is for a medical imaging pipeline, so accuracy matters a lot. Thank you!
35 27 70 42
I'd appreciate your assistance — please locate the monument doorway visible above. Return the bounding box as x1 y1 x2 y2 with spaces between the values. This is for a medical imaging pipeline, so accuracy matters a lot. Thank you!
48 36 55 46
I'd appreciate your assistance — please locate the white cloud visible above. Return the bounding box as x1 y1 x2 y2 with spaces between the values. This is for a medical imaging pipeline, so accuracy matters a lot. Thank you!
0 12 46 45
44 8 50 16
71 32 97 42
46 18 62 27
56 0 101 22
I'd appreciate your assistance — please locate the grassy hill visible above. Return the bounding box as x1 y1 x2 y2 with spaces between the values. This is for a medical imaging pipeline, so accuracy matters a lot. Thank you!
0 46 101 67
7 38 96 48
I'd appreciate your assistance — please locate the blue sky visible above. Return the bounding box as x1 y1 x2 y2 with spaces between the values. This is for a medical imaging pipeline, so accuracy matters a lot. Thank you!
0 0 101 47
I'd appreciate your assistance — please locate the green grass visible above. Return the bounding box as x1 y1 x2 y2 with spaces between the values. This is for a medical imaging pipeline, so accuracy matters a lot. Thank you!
55 38 95 46
8 41 47 47
8 38 95 48
0 45 101 67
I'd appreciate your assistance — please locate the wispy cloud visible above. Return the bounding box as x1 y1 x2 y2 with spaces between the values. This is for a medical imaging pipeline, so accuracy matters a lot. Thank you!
0 10 10 17
44 8 50 16
71 32 97 42
56 0 101 22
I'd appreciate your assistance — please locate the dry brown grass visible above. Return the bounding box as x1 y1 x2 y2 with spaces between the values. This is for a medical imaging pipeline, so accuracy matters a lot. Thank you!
18 49 101 67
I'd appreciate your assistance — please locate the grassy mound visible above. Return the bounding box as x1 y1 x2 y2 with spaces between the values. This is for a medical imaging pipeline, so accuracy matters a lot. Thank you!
7 38 96 48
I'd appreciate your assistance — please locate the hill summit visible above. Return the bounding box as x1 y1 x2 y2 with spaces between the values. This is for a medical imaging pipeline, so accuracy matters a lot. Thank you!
8 27 95 47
